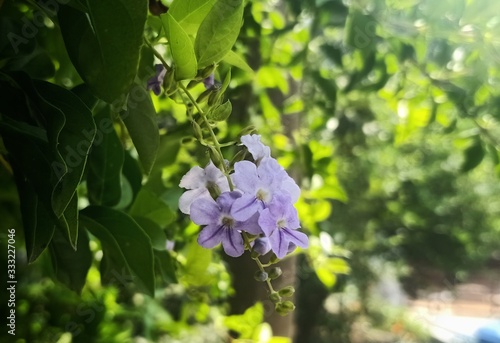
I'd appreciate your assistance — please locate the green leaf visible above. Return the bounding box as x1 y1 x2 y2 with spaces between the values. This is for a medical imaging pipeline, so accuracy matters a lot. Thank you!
161 12 198 80
49 227 92 294
87 106 124 206
154 250 177 284
129 189 176 227
222 50 254 74
122 150 143 202
132 216 167 250
182 238 213 286
121 84 159 175
58 0 147 103
169 0 217 35
224 302 263 339
56 191 79 250
461 137 484 173
207 100 232 121
14 173 55 264
33 80 96 217
80 206 155 296
194 0 244 68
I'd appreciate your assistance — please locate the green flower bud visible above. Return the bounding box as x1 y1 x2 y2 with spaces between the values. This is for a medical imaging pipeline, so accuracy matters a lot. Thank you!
196 88 212 104
192 122 203 141
198 64 216 79
207 90 221 106
254 270 268 282
269 292 281 303
275 301 295 316
268 267 282 280
251 250 260 259
187 80 200 89
278 286 295 298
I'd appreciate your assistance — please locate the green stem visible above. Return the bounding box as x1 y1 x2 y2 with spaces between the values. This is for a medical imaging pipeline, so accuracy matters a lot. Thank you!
144 37 171 71
242 232 276 293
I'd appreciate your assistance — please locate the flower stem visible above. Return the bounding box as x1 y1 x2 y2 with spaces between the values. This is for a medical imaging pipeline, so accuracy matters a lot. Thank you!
242 232 276 293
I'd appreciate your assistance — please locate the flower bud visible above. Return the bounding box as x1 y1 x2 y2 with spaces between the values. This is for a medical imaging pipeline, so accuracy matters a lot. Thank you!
278 286 295 298
251 250 260 259
196 88 212 104
275 301 295 316
268 267 282 280
187 80 200 89
269 292 281 303
254 270 268 282
207 90 221 106
192 121 203 141
198 64 216 79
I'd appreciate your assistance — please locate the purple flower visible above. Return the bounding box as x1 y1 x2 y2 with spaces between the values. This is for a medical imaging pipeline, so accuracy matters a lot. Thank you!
190 192 262 257
203 74 215 89
230 158 300 221
179 160 230 214
147 64 167 96
241 134 271 163
258 193 308 259
252 237 272 255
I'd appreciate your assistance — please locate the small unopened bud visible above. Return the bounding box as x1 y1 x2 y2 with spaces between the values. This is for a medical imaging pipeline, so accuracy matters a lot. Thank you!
196 88 212 103
251 250 260 259
192 122 203 141
269 292 281 303
276 301 295 316
268 267 282 280
187 80 200 89
278 286 295 298
254 270 268 282
198 64 216 79
207 182 221 199
207 90 221 106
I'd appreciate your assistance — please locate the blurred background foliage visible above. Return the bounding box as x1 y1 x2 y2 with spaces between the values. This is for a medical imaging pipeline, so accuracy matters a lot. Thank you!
1 0 500 342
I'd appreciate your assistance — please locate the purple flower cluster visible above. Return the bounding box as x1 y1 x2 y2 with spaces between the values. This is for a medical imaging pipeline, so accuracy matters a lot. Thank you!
179 135 308 258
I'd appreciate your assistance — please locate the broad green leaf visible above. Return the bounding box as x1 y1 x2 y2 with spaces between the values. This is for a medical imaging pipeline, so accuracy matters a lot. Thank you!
222 50 254 74
194 0 244 68
121 84 159 175
154 250 177 284
122 150 143 202
461 138 484 173
81 206 155 296
72 84 99 112
224 302 263 339
129 188 176 227
56 191 79 250
169 0 217 35
33 80 96 216
14 173 55 264
87 106 124 206
161 13 198 80
58 1 147 103
49 227 92 294
133 216 167 250
207 100 232 121
182 238 213 286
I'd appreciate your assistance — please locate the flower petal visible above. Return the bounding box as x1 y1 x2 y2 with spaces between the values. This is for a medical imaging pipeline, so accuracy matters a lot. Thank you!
236 212 262 235
231 194 260 221
198 224 225 249
178 188 209 214
205 160 230 192
281 177 301 203
232 161 259 194
179 165 205 189
190 197 220 225
257 208 277 236
241 134 270 162
222 228 244 257
283 228 308 248
269 229 289 259
217 191 241 214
